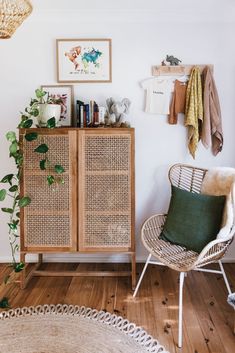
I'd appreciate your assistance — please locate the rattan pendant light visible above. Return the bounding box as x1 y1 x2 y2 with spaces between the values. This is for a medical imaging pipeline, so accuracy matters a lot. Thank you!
0 0 33 39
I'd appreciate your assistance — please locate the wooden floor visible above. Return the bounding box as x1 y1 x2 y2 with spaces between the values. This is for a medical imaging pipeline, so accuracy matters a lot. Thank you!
0 262 235 353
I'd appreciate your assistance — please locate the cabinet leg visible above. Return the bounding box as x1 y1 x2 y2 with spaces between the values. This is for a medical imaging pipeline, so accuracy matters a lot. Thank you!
38 253 43 264
131 252 136 290
20 253 42 289
20 253 26 290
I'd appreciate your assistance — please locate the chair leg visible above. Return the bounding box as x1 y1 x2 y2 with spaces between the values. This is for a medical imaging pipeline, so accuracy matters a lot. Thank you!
133 253 151 297
218 260 232 295
178 271 185 348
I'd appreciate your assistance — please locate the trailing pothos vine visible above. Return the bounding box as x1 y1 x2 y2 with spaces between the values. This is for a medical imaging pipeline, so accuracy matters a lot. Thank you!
0 89 64 308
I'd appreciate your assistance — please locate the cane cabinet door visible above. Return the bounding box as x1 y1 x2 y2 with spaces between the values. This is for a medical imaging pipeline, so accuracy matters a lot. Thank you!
20 129 77 252
78 129 135 252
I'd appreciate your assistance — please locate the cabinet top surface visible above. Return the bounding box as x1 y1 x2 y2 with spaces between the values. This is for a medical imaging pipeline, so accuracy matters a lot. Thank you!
19 127 134 134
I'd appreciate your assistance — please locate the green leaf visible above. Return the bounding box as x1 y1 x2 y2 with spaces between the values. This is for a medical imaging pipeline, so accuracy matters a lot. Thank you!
8 223 17 230
34 144 48 153
0 297 10 309
35 88 47 99
0 174 14 185
21 119 33 128
16 212 20 218
9 185 18 192
13 262 25 273
9 141 18 155
6 131 16 142
0 189 6 201
54 164 65 174
1 208 13 214
47 117 56 129
18 196 31 208
32 108 39 117
47 175 55 186
21 114 28 121
30 98 39 106
25 132 38 141
40 159 47 170
15 153 23 166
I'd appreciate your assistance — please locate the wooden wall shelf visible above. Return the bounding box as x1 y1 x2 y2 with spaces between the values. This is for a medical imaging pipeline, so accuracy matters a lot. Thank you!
152 64 214 76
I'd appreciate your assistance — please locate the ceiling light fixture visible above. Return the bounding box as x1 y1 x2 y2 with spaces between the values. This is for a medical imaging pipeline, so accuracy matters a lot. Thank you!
0 0 32 39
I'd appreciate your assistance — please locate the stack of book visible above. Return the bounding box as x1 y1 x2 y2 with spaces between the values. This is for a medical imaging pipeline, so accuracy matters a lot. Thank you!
76 100 106 127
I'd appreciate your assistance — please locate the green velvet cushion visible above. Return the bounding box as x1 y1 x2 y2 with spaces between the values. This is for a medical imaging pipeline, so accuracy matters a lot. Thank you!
160 185 226 253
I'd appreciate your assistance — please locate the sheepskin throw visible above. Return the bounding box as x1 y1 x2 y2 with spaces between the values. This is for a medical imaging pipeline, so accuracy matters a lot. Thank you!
201 167 235 239
227 293 235 309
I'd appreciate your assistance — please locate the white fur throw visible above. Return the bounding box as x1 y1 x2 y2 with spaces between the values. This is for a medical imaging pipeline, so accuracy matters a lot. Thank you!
201 167 235 239
227 293 235 309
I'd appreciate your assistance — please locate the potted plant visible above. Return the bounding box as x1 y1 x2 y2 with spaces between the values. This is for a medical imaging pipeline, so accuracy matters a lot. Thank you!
29 88 62 127
0 89 65 307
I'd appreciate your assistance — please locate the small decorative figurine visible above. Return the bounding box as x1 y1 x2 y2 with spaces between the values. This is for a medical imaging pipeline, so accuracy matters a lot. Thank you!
165 55 182 66
105 97 131 127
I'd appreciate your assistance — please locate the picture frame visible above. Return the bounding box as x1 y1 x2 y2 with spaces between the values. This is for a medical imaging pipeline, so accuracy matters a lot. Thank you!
41 85 74 126
56 38 112 83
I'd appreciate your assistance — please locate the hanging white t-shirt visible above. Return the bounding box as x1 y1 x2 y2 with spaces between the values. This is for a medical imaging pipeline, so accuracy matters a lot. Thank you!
141 78 173 115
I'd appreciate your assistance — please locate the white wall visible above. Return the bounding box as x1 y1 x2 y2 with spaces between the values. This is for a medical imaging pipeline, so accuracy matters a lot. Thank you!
0 1 235 262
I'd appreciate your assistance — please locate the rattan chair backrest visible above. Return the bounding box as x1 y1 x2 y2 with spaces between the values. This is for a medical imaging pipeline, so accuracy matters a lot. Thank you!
168 164 207 194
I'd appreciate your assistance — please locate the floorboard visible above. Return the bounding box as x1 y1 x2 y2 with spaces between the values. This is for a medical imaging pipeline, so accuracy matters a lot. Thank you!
0 263 234 353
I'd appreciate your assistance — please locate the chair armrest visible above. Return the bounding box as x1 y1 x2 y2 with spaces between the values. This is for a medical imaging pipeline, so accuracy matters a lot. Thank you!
195 235 234 267
141 214 167 242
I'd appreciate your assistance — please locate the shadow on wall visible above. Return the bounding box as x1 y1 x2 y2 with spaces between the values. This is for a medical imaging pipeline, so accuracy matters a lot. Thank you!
136 164 171 237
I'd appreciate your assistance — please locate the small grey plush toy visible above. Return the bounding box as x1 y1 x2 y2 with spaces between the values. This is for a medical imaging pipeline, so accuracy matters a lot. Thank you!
105 97 131 126
166 55 182 66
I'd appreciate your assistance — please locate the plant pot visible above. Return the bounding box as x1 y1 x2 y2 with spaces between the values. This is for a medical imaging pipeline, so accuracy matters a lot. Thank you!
37 104 61 126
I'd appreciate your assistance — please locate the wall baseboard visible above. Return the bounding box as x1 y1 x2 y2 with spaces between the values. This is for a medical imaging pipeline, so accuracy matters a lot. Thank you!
0 254 132 263
0 255 235 263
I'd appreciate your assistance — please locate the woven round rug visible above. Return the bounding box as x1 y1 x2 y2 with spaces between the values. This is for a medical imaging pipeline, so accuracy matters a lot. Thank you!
0 304 169 353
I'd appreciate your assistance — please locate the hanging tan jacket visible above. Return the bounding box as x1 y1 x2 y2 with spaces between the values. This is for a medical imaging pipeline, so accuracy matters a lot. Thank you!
185 67 203 158
169 80 187 124
201 66 223 156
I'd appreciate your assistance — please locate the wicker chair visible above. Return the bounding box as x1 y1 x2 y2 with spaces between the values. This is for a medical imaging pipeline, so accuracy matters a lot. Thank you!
133 164 235 348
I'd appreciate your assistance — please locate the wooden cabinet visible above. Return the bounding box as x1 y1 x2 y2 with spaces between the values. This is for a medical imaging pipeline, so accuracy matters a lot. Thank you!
20 128 135 288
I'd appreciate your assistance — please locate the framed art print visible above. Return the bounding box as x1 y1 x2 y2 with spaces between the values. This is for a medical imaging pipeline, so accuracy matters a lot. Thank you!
56 38 112 83
41 85 74 126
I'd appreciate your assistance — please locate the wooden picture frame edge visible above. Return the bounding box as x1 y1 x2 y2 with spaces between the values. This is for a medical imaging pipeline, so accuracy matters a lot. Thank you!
41 84 75 127
56 38 112 83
